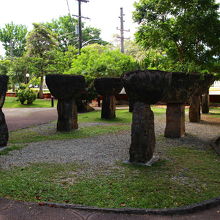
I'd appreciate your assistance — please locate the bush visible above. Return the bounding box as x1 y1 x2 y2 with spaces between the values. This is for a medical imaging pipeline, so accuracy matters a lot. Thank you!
17 87 37 105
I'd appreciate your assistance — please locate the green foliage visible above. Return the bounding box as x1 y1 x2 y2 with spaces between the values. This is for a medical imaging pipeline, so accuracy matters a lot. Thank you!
26 23 59 98
17 85 37 105
26 23 58 58
0 22 27 57
66 44 138 102
45 15 108 51
67 44 138 79
45 46 78 74
0 59 11 75
134 0 220 71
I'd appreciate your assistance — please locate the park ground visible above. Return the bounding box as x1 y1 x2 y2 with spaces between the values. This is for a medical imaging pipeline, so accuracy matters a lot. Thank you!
0 103 220 219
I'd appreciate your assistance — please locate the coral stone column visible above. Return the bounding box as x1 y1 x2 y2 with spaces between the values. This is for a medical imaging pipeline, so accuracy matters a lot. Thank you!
189 74 215 123
46 74 85 132
0 75 9 147
201 89 210 114
122 70 171 164
101 95 116 119
57 99 78 131
130 102 155 163
94 77 123 119
165 103 185 138
163 72 200 138
189 95 201 122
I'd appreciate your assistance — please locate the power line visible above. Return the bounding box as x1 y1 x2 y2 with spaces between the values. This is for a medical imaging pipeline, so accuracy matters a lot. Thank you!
65 0 76 37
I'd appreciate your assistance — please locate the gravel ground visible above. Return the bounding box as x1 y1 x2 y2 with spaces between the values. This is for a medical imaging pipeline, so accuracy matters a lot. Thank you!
0 113 219 170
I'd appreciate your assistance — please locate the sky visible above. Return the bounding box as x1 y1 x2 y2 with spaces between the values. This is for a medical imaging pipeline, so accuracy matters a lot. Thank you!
0 0 137 55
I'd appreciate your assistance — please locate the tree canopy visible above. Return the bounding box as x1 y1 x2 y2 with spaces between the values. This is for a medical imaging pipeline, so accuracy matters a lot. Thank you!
26 23 59 98
133 0 220 72
0 22 27 57
45 15 108 51
66 44 138 80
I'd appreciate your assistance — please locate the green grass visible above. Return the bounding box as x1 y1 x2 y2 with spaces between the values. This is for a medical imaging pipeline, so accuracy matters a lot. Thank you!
0 146 219 209
9 109 164 144
9 124 130 144
0 145 25 156
4 97 57 108
79 107 165 124
208 107 220 118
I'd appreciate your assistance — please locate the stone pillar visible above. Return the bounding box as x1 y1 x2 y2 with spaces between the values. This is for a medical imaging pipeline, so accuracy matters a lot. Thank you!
129 102 155 163
101 95 116 119
201 89 209 114
57 99 78 132
128 99 133 112
189 95 201 122
165 103 185 138
0 108 8 147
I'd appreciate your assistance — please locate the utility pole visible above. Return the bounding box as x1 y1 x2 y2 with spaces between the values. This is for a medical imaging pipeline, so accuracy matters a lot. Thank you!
74 0 89 55
117 7 130 53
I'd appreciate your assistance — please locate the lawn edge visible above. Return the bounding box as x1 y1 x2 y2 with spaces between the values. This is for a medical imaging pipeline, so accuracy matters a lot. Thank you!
12 196 220 216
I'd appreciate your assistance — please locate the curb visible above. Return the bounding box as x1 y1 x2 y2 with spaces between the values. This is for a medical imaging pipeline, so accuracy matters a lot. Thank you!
38 196 220 216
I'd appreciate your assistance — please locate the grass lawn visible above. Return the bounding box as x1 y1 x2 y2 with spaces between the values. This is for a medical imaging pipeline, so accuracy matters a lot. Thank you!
208 107 220 118
4 96 57 108
8 108 165 144
0 108 220 209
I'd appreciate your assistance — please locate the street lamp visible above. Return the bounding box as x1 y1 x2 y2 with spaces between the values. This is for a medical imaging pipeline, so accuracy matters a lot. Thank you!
25 73 30 84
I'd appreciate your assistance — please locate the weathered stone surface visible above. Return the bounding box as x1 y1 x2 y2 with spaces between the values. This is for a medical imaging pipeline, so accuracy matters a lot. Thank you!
162 72 200 138
57 99 78 132
0 75 8 108
189 74 215 122
129 102 155 163
122 70 171 104
201 89 210 114
162 72 200 103
94 77 123 119
122 70 171 164
46 74 85 100
46 74 85 132
0 75 9 147
101 95 116 119
193 74 215 96
189 95 201 122
0 109 8 147
94 77 123 96
165 103 185 138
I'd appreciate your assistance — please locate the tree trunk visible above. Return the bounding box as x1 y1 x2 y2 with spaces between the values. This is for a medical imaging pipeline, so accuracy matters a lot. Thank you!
165 103 185 138
189 95 201 122
38 75 44 99
101 95 116 119
57 99 78 132
0 108 8 147
129 102 155 164
201 89 209 114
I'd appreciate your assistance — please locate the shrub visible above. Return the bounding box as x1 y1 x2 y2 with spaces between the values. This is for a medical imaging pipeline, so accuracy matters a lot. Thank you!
17 87 37 105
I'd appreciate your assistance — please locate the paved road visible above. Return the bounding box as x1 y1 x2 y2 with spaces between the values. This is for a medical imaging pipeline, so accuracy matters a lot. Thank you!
0 198 220 220
3 108 57 131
